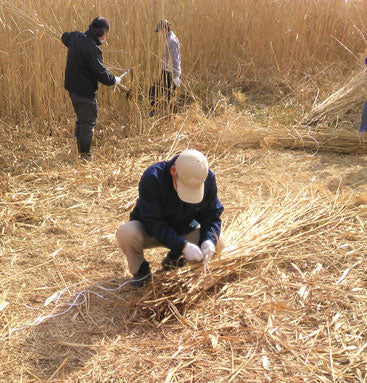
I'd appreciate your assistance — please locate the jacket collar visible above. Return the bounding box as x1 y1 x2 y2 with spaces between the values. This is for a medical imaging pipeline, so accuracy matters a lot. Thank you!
168 155 179 167
85 29 102 46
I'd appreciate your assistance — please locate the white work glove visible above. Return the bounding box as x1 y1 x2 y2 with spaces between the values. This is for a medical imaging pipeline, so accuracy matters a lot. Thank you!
115 76 121 85
201 240 215 261
173 77 181 88
182 242 203 263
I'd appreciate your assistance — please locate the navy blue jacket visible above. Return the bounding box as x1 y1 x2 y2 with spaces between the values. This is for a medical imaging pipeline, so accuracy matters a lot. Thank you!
130 156 224 254
61 30 116 98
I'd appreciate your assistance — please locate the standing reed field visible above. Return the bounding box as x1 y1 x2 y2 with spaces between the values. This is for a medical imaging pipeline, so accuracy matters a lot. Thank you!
0 0 367 129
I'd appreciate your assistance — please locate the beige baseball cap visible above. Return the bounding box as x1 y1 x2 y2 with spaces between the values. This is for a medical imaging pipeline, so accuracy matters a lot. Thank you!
175 150 209 204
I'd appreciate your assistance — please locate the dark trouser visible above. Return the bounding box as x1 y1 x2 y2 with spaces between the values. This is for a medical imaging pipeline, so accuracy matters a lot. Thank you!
69 92 98 153
149 70 176 113
360 101 367 132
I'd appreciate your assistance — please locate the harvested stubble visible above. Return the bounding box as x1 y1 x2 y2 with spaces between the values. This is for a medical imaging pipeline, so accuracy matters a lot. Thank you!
1 114 367 381
303 69 367 127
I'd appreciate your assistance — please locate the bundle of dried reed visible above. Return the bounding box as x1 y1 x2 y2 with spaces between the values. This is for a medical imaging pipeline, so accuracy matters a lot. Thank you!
302 69 367 126
260 127 367 154
135 192 354 321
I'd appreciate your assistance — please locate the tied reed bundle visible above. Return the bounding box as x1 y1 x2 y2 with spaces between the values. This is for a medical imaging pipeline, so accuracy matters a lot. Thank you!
303 69 367 127
260 127 367 154
134 192 354 321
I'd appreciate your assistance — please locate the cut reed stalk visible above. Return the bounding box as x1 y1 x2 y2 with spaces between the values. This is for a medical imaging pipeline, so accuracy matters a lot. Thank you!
303 69 367 127
135 192 355 321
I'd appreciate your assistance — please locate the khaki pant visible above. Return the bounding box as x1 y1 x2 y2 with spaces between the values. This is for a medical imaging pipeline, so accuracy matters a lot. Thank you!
116 220 224 275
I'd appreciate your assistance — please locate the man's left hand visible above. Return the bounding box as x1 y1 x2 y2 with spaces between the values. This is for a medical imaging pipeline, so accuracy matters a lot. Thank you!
201 240 215 261
173 77 181 88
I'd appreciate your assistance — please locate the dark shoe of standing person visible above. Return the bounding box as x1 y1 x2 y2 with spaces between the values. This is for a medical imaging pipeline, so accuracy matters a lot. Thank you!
80 152 92 162
77 139 92 162
161 251 186 270
130 260 152 287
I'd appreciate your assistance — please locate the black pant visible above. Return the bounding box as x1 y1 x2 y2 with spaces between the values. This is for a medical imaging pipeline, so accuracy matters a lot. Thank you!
149 71 176 112
69 92 98 153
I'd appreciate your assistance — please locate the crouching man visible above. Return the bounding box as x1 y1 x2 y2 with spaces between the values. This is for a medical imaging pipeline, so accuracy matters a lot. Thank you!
116 149 224 287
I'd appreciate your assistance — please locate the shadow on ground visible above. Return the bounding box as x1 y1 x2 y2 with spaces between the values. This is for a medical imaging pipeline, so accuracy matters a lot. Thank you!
23 276 157 380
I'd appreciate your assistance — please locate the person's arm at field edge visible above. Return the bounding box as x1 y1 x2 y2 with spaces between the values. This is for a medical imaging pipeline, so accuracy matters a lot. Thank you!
169 37 181 84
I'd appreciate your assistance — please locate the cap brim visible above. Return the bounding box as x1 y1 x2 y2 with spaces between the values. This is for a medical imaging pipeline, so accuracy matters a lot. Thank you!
177 178 204 204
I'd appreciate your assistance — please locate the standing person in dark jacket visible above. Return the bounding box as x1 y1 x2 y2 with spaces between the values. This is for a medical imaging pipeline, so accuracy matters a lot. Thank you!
116 149 224 287
61 17 122 160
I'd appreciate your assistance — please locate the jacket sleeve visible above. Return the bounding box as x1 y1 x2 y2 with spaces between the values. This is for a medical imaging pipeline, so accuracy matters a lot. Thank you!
196 173 224 246
61 32 71 47
88 46 116 86
168 38 181 79
137 173 187 254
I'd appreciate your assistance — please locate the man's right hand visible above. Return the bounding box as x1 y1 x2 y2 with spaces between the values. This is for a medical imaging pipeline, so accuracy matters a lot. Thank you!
182 242 203 262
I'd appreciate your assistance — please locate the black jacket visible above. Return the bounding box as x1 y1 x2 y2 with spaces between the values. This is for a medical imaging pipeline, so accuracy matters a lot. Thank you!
130 156 224 254
61 30 116 98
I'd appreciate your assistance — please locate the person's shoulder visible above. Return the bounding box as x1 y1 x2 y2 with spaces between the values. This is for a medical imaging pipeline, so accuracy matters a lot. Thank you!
168 33 180 50
205 169 217 188
69 31 90 44
142 161 167 179
166 31 177 40
139 161 169 195
62 31 83 47
83 35 100 56
207 169 216 180
68 31 85 39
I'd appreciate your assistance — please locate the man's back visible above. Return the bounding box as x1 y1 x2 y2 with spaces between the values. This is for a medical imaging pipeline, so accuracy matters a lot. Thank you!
61 30 115 98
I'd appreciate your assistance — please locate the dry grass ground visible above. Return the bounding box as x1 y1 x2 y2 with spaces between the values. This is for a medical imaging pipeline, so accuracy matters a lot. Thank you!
1 108 367 382
1 1 367 381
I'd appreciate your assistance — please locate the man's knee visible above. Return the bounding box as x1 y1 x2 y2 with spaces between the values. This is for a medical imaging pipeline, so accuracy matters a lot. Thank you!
116 221 145 249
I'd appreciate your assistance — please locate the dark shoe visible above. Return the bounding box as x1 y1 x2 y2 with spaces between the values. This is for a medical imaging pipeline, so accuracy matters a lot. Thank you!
130 261 151 287
80 152 92 162
161 251 186 271
79 139 91 152
77 139 92 161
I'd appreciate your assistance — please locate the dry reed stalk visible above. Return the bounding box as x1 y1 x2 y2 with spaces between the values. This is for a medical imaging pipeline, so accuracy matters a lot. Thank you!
134 192 355 321
1 120 367 382
303 69 367 126
171 111 367 155
260 127 367 154
1 0 367 125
